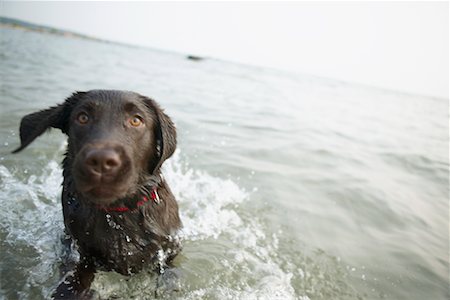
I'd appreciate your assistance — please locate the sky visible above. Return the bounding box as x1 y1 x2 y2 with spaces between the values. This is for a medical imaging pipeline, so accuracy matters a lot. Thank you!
1 1 448 98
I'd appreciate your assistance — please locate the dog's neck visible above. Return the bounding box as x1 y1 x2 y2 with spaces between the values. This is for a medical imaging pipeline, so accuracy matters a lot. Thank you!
64 175 164 213
96 186 161 213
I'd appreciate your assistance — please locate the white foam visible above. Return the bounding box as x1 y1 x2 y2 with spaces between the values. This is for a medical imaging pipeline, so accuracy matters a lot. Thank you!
0 161 63 296
1 150 300 299
162 151 299 299
163 150 246 240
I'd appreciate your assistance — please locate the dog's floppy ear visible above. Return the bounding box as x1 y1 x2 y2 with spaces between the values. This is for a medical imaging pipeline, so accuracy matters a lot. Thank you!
142 96 177 173
12 92 83 153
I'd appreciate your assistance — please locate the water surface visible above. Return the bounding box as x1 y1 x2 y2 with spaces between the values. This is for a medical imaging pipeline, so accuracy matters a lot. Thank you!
0 27 448 299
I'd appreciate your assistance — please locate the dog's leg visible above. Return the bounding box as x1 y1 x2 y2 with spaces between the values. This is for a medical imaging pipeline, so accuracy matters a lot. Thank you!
52 258 97 300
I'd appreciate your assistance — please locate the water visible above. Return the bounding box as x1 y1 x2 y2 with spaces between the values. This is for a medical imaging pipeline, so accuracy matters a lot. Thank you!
0 26 448 299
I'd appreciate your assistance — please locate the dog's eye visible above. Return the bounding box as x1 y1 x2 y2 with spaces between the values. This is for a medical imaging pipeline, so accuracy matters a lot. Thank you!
77 113 89 125
129 116 143 127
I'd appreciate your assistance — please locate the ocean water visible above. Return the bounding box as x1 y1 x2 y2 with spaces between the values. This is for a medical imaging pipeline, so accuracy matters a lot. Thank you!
0 26 448 300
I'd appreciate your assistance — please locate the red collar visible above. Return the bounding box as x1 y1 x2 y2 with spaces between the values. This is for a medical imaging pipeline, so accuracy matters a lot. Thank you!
97 188 160 213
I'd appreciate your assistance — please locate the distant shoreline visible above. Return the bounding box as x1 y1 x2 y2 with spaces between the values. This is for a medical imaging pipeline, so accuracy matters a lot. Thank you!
0 16 204 62
0 16 111 44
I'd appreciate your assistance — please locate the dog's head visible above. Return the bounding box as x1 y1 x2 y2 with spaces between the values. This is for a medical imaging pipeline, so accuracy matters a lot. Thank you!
13 90 176 205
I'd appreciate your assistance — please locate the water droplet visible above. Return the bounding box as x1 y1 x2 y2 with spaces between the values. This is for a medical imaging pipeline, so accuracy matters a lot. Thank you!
298 268 305 278
106 214 122 230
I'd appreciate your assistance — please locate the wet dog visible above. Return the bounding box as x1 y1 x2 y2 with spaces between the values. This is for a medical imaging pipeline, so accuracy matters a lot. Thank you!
13 90 182 299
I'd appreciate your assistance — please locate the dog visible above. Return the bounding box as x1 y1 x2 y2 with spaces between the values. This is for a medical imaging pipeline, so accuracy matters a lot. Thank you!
13 90 182 299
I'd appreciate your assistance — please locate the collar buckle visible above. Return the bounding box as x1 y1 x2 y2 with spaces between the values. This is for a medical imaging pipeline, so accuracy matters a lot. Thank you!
151 188 161 204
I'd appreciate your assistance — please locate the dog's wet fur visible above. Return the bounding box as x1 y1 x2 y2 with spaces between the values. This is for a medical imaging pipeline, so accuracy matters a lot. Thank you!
13 90 182 299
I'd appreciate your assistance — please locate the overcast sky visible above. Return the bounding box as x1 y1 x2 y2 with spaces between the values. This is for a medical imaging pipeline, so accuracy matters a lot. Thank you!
1 1 448 98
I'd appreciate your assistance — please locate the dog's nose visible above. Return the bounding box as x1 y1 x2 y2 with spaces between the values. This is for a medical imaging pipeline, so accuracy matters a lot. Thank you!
84 148 122 175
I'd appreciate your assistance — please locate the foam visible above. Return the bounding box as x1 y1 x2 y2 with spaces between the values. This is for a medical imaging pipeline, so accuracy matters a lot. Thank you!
163 150 247 240
161 151 299 299
0 161 63 297
0 151 301 299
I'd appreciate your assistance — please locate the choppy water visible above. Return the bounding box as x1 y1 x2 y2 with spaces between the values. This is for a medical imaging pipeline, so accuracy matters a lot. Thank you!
0 26 448 300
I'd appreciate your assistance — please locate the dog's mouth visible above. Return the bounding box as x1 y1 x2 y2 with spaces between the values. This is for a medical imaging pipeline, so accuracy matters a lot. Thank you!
72 143 138 205
76 181 133 205
87 185 124 199
73 165 136 205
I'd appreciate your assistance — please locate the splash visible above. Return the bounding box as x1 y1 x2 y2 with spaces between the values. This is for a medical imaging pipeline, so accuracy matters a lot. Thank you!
0 151 301 299
163 150 247 241
159 151 299 299
0 161 64 298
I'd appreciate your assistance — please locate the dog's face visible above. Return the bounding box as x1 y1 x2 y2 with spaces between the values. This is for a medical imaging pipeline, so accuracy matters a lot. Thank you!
69 91 158 204
13 90 176 205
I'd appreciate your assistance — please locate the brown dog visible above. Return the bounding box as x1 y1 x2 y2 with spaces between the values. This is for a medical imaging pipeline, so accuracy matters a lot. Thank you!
13 90 182 299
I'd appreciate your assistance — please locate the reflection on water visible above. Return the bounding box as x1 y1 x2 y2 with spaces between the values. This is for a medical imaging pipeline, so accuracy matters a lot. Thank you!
0 26 448 299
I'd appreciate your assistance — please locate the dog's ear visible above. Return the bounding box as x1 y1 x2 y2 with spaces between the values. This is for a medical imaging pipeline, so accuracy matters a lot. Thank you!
142 96 177 173
12 92 83 153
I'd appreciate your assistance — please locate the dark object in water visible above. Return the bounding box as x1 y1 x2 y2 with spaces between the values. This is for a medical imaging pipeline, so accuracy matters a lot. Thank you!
186 55 204 61
13 90 182 299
